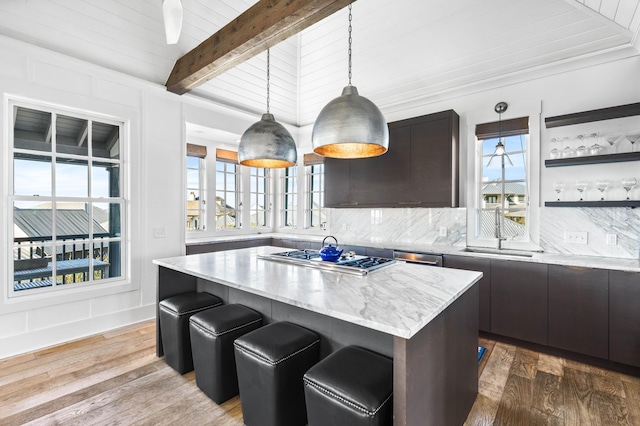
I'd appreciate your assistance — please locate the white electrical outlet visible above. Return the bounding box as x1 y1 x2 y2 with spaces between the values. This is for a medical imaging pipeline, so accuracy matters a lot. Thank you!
564 231 588 244
606 234 617 245
439 226 447 237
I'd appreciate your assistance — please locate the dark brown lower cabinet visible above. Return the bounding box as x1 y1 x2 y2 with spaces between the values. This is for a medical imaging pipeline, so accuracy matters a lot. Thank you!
609 270 640 368
443 255 491 332
490 260 548 345
548 265 609 359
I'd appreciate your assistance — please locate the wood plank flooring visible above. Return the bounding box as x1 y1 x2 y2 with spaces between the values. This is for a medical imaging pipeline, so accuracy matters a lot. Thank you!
1 321 638 425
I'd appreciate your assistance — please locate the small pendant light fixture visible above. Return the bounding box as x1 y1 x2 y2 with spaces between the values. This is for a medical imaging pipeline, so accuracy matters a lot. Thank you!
311 4 389 159
162 0 183 44
486 102 514 168
238 49 298 168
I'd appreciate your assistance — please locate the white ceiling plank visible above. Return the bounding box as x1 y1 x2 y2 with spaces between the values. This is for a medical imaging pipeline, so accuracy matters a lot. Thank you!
616 0 640 27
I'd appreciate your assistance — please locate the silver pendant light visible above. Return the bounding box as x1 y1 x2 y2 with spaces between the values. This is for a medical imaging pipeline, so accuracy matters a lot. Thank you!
486 102 514 168
311 4 389 159
238 49 297 168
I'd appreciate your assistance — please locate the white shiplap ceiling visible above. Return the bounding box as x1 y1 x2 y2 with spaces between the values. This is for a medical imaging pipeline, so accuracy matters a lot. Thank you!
0 0 638 129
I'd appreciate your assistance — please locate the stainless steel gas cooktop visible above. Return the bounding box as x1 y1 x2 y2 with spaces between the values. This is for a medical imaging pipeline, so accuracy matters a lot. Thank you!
257 249 396 276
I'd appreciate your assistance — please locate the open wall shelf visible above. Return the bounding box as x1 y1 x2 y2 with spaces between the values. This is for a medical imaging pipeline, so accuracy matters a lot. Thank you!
545 201 640 208
545 151 640 167
545 102 640 128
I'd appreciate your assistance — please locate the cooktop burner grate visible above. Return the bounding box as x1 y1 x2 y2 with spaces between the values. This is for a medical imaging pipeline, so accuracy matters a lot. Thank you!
259 250 396 275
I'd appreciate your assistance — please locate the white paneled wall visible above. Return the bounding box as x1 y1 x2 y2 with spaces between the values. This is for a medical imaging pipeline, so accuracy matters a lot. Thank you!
0 34 261 360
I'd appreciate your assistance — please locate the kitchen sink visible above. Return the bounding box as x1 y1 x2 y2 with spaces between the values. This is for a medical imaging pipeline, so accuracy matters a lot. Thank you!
461 247 535 257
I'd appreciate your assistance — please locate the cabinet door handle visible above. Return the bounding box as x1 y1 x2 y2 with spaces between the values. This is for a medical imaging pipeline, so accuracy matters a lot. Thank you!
340 202 359 206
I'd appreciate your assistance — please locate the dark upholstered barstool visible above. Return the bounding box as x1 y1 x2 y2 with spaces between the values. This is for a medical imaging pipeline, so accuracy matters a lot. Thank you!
189 304 263 404
303 346 393 426
158 292 222 374
233 321 320 426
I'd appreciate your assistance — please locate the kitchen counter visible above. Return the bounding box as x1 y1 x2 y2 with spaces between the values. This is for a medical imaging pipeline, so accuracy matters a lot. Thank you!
154 246 482 425
187 232 640 272
154 246 481 339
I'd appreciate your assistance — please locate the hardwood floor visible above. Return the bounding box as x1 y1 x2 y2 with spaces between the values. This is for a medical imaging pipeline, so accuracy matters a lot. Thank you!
1 321 638 425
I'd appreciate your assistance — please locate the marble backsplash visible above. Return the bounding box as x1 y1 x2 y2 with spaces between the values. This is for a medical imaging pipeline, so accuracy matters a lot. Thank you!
328 208 467 247
328 207 640 259
540 207 640 259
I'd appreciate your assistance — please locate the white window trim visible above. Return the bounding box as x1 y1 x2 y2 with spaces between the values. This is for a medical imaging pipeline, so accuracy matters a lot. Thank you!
305 163 326 230
466 100 542 251
186 155 206 232
4 97 132 308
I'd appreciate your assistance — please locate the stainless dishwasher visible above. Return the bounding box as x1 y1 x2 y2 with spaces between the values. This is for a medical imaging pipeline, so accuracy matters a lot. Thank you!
393 250 443 267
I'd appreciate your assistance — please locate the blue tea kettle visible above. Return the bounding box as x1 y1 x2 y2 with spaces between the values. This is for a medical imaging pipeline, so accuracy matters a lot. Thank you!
319 236 343 262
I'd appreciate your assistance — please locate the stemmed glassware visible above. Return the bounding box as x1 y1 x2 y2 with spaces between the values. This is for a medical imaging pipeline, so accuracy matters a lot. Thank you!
627 134 640 152
595 179 609 200
561 137 574 158
553 181 565 201
606 134 620 154
575 180 588 201
575 135 588 157
622 177 637 200
549 137 561 159
589 133 603 156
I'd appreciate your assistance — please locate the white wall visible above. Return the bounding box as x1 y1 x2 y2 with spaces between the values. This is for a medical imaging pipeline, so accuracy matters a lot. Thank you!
0 35 262 359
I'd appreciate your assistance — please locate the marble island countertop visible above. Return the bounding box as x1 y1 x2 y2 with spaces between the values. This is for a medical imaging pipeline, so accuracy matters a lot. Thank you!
187 232 640 273
153 246 482 339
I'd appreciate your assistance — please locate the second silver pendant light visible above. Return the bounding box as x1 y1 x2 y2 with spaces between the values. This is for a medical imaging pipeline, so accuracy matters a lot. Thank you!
312 4 389 159
238 49 297 168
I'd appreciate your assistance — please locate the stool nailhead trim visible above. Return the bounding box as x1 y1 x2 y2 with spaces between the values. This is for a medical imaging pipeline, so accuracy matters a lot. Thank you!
234 339 320 366
303 377 392 417
190 317 262 337
159 305 219 316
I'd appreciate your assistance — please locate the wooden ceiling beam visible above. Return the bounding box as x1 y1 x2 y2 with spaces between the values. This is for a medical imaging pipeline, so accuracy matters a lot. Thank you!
165 0 355 95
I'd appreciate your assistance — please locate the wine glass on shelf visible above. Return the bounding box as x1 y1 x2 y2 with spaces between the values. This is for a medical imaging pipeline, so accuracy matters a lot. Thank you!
575 180 588 201
575 135 588 157
552 181 565 201
561 137 574 158
595 179 609 200
589 133 603 156
627 134 640 152
605 134 620 154
549 137 561 159
622 177 637 200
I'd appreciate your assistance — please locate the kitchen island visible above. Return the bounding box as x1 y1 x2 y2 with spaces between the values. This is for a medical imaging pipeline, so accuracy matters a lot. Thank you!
154 246 482 426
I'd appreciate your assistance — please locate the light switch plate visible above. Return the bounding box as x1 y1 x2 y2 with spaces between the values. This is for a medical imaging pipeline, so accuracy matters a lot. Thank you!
153 227 167 238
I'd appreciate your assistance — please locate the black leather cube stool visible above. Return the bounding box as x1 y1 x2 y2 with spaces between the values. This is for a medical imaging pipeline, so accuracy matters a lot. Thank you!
189 304 262 404
234 321 320 426
303 346 393 426
158 292 222 374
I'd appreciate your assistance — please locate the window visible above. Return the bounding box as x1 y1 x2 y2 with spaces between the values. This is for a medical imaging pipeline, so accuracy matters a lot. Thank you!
215 149 241 229
11 103 125 294
249 167 270 227
306 163 326 229
186 143 206 231
480 134 528 238
474 115 529 244
282 166 297 228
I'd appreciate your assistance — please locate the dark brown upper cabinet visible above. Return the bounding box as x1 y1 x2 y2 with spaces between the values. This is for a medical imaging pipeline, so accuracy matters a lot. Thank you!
324 110 459 208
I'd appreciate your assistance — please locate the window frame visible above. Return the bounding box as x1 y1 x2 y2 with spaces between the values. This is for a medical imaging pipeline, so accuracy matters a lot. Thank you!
466 101 541 251
8 100 127 298
215 158 242 230
186 154 206 231
249 167 271 228
306 163 326 230
281 166 297 229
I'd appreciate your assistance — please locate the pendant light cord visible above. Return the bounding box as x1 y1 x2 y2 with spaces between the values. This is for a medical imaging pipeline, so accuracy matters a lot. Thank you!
266 48 270 114
348 4 352 86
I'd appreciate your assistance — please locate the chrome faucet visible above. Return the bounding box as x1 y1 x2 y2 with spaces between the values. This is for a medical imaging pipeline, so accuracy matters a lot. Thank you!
495 206 507 250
